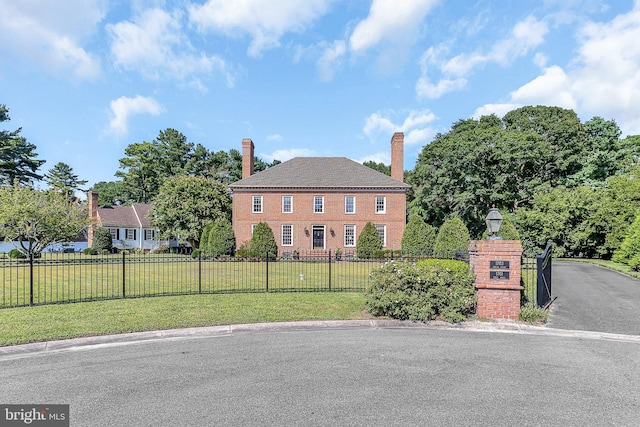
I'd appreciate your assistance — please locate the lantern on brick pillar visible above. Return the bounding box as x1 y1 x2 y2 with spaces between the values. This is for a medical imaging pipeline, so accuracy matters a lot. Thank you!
485 207 503 239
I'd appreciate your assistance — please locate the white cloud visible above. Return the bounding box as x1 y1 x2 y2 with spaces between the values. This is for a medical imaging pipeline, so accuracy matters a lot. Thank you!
188 0 332 57
108 96 164 136
363 109 436 145
316 40 346 82
475 4 640 135
108 8 234 88
349 0 438 52
355 152 390 165
418 15 548 99
473 103 522 119
0 0 104 79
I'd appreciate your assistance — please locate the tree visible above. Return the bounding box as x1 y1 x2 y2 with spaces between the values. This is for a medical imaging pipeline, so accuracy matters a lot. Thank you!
0 104 45 185
433 216 470 257
206 218 236 257
401 215 436 255
90 181 127 206
612 212 640 267
249 222 277 259
357 222 382 259
44 162 87 201
363 161 390 176
0 182 89 258
150 175 232 248
115 141 161 203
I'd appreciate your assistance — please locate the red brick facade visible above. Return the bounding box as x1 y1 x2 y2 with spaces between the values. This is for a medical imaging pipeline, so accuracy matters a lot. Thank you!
230 133 409 253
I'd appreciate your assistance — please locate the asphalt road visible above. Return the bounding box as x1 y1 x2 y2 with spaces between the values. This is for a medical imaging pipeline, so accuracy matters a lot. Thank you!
549 262 640 335
1 324 640 426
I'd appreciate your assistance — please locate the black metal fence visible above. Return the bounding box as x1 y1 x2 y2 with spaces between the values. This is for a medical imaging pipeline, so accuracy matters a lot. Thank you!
1 250 458 309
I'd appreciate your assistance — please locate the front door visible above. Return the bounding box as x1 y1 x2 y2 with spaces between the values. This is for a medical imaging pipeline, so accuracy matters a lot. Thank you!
312 226 325 250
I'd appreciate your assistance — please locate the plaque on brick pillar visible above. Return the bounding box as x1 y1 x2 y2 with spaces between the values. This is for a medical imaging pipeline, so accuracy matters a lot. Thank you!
468 239 523 320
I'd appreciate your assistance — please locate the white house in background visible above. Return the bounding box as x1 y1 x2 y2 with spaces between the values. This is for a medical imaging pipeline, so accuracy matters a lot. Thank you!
87 191 177 251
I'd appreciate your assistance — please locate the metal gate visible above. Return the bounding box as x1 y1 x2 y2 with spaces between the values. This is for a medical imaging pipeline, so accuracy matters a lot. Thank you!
536 240 553 308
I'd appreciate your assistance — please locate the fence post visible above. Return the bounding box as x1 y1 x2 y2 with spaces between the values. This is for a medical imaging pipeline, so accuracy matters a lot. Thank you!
328 250 332 291
198 251 202 294
29 254 34 306
122 251 126 298
265 251 269 292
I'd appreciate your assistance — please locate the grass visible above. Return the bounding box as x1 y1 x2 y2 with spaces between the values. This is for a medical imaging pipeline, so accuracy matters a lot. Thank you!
1 254 382 307
0 292 370 347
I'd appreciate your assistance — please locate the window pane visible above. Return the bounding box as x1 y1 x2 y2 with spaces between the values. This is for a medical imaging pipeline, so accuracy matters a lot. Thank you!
375 196 386 213
344 225 355 246
109 228 117 240
253 196 262 213
314 196 324 213
126 229 135 240
375 225 386 247
282 224 292 246
282 196 292 213
345 196 355 213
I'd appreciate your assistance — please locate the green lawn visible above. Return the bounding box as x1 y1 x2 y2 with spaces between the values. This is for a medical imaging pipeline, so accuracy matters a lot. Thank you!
1 254 382 307
0 292 369 347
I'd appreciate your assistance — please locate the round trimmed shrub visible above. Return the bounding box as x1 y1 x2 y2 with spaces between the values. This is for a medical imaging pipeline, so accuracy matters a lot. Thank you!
92 227 113 253
249 222 277 260
8 249 26 259
357 222 382 259
433 216 471 258
402 215 436 255
207 218 236 257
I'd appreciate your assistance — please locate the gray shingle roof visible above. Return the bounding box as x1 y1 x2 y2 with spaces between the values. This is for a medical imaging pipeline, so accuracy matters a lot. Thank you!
97 203 153 228
229 157 409 189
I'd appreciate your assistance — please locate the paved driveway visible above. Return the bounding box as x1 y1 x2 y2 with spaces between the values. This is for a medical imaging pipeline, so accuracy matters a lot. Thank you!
1 325 640 426
549 262 640 335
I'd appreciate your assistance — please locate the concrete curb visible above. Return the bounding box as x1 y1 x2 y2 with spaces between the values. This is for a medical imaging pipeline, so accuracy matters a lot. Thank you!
1 319 639 358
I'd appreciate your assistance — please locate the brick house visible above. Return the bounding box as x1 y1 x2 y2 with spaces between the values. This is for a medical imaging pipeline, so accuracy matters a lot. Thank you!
229 133 410 254
87 191 172 251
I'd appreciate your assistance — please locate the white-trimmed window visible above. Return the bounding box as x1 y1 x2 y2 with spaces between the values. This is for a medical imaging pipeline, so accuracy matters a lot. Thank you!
375 225 386 247
344 225 356 247
251 224 257 235
375 196 386 214
345 196 355 214
314 196 324 213
126 228 136 240
109 228 118 240
282 196 292 213
282 224 293 246
252 196 263 213
144 229 155 240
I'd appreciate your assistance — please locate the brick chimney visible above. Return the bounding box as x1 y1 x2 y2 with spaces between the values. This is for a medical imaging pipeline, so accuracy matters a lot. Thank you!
87 190 99 247
391 132 404 182
242 138 254 179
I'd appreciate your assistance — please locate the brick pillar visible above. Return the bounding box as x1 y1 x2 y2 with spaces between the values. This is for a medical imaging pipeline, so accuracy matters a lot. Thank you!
242 138 254 179
469 239 523 320
390 132 404 183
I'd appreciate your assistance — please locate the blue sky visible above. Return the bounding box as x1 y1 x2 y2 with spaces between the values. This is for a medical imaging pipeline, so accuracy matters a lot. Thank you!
1 0 640 192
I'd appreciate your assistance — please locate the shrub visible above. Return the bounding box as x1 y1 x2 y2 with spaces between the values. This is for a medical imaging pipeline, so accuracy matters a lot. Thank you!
357 222 382 259
152 245 170 254
200 223 213 253
207 218 236 257
8 249 26 259
612 212 640 267
402 215 436 255
433 216 471 257
249 222 277 260
92 227 113 252
365 259 476 323
191 249 202 259
518 302 550 324
83 247 98 255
